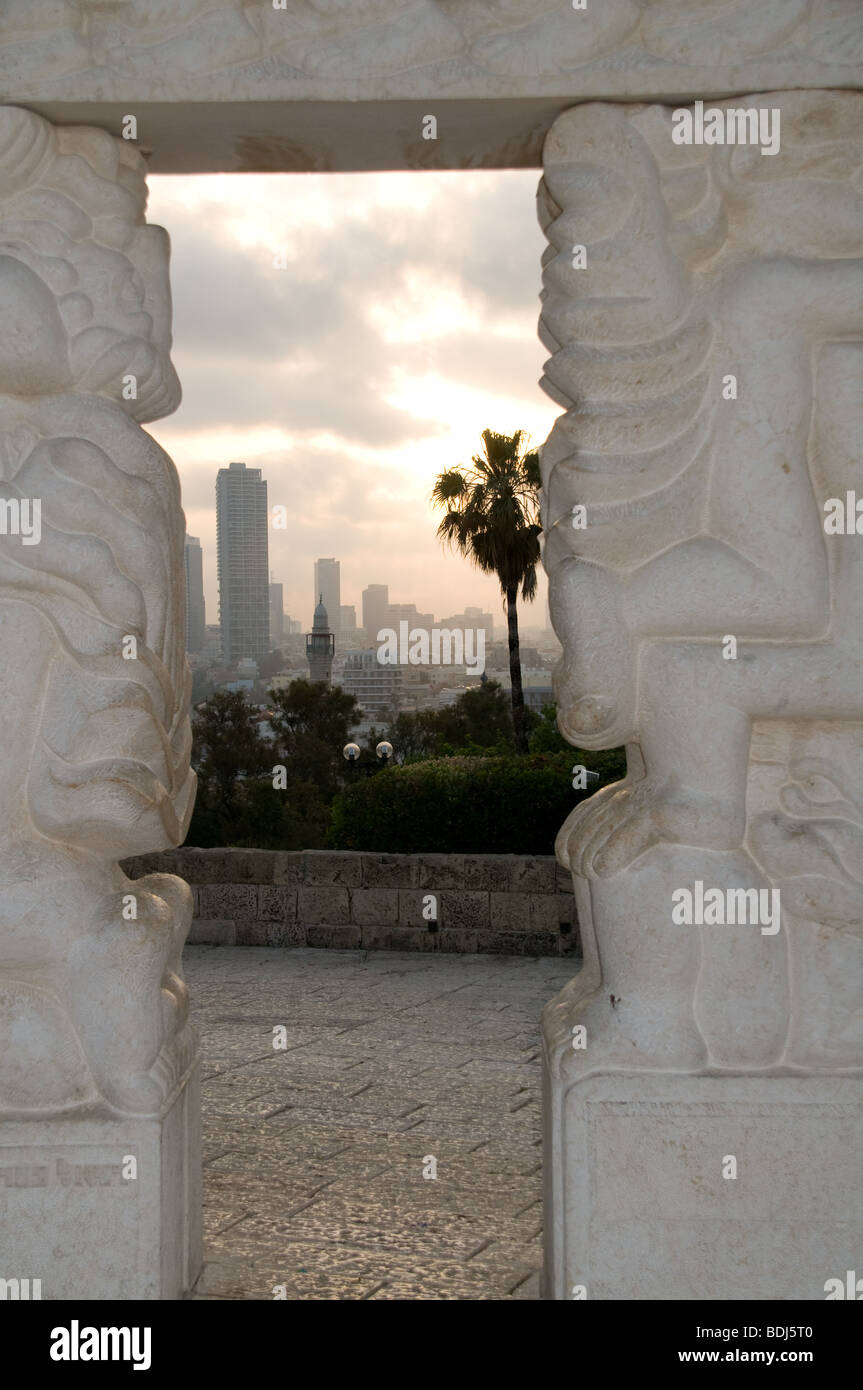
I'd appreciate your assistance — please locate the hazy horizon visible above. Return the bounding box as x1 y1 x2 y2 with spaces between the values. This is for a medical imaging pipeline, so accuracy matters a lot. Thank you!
145 169 558 633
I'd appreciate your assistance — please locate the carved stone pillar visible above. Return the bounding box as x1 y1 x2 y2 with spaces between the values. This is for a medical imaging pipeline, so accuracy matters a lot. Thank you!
0 107 200 1298
540 92 863 1299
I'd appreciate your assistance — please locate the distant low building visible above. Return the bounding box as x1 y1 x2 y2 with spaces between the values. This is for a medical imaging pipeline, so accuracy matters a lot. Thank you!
202 624 223 664
483 667 554 712
487 642 541 670
341 648 404 717
385 602 434 632
268 668 310 690
437 605 493 644
435 686 471 709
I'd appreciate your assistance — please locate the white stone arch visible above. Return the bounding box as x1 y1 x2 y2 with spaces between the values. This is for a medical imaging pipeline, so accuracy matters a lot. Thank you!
1 1 862 1301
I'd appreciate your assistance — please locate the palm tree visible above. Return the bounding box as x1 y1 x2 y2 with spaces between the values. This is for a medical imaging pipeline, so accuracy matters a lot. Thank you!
432 428 542 754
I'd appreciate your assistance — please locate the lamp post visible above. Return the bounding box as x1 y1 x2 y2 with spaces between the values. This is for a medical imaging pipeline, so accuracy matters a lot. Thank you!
375 740 394 767
342 741 395 776
342 741 363 781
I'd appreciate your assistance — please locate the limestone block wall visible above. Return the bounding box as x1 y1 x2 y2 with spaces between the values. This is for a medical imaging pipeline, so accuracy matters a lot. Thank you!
122 850 579 957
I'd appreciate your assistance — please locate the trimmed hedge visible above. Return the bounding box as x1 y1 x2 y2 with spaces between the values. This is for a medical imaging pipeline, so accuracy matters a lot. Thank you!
328 749 627 854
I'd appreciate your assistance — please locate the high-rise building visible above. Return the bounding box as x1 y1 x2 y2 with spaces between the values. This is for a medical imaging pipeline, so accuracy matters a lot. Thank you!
268 580 284 649
339 605 357 631
183 535 206 653
314 559 340 637
216 461 269 665
362 584 389 640
306 596 335 684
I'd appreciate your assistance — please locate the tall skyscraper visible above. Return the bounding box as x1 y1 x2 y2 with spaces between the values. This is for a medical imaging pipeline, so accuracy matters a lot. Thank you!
306 596 334 685
216 461 269 664
269 580 284 650
362 583 389 640
314 558 340 637
183 535 206 653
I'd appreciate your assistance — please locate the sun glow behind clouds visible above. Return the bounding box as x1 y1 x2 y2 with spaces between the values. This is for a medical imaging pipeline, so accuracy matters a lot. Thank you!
146 170 558 628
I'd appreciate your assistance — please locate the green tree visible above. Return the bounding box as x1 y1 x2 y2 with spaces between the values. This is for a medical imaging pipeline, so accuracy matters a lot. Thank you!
190 666 214 705
186 690 271 843
432 429 542 753
385 710 444 762
386 684 513 760
240 776 331 850
268 679 361 798
435 679 513 751
329 752 578 854
191 690 270 817
527 702 628 783
528 701 571 754
186 685 360 849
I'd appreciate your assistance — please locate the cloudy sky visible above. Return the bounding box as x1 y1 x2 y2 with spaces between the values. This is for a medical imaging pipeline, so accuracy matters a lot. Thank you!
146 170 559 633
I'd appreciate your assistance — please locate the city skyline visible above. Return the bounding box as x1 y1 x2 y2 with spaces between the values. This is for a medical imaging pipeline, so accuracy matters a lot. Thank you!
196 513 549 653
187 458 554 637
145 169 557 629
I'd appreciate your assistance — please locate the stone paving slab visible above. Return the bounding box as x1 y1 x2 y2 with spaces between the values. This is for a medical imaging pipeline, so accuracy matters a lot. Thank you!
186 945 573 1300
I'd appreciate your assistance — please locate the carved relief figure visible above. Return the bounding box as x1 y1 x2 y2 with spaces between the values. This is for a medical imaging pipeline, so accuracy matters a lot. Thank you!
541 93 863 1068
0 106 196 1115
1 2 859 88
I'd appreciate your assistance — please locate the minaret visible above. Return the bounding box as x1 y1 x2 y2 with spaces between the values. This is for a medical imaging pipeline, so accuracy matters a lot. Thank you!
306 594 335 684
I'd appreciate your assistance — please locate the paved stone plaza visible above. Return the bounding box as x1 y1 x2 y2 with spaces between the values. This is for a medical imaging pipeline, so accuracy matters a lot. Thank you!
187 945 574 1300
